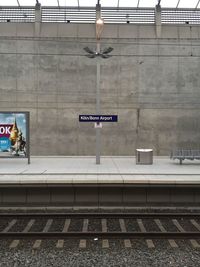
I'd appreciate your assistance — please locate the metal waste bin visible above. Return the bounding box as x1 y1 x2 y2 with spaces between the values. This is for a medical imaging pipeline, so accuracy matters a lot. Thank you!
136 149 153 165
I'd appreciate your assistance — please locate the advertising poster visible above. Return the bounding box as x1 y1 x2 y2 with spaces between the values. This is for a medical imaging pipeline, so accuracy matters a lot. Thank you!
0 113 27 157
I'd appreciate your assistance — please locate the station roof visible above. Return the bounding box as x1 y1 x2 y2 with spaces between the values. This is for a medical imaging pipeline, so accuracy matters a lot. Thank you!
1 0 200 8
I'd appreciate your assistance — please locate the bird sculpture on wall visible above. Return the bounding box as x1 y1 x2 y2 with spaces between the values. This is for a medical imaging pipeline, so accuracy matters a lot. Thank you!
84 46 113 58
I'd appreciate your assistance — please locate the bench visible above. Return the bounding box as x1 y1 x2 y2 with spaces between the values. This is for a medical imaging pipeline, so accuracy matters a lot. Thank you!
170 149 200 165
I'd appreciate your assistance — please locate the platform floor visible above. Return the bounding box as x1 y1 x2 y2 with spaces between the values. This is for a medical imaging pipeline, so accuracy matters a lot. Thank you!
0 156 200 185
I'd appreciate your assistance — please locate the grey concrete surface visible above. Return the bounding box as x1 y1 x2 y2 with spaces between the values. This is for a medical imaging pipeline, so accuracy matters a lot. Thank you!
0 157 200 185
0 155 200 206
0 23 200 155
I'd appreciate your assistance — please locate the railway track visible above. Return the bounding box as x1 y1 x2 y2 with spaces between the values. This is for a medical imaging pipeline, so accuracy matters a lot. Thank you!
0 213 199 265
1 212 200 219
0 213 200 240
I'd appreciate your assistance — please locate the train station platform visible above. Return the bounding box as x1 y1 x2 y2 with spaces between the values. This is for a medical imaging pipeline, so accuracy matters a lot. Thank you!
0 156 200 185
0 156 200 208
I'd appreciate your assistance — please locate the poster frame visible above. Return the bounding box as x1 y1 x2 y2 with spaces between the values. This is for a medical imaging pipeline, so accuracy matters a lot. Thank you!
0 111 30 164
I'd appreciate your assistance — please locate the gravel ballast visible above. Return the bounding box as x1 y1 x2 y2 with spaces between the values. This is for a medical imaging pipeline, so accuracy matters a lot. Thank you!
1 213 200 266
0 239 200 267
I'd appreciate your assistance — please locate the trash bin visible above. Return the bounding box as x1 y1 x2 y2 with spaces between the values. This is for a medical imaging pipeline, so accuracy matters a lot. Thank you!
136 149 153 165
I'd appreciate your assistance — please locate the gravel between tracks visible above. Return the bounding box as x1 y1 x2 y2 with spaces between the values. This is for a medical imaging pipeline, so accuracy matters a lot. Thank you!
8 219 31 232
0 239 200 266
29 219 48 232
0 220 11 231
88 219 101 232
0 215 200 266
68 219 83 232
49 219 65 232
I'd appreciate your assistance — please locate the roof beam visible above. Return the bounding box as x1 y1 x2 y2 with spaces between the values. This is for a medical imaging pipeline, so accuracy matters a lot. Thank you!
176 0 181 8
195 0 200 8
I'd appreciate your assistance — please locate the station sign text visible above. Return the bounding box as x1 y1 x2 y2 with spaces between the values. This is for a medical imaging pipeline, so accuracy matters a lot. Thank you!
79 115 118 122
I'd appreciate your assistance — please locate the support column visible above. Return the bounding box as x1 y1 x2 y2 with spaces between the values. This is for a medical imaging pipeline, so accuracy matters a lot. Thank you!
35 2 41 37
96 55 101 165
95 2 103 165
155 4 162 38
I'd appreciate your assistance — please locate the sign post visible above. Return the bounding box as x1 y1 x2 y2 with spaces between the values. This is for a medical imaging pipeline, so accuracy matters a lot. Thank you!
79 114 118 164
83 2 114 164
96 55 101 164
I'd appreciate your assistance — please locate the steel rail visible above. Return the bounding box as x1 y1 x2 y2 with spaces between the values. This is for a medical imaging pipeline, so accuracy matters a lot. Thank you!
0 212 200 219
0 231 200 239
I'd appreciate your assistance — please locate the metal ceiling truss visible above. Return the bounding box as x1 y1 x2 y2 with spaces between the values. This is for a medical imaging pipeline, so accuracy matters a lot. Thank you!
1 6 200 24
196 0 200 8
5 0 200 9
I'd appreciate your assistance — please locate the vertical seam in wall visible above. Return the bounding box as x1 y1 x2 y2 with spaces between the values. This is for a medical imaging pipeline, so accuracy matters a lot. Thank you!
98 184 100 210
35 38 39 155
73 185 76 208
155 37 159 156
169 187 172 204
15 39 18 110
121 185 124 208
56 41 59 155
50 187 52 205
193 188 195 204
0 189 1 204
77 40 80 156
77 40 81 156
26 188 28 204
117 51 120 155
117 24 119 39
145 187 147 204
56 22 59 154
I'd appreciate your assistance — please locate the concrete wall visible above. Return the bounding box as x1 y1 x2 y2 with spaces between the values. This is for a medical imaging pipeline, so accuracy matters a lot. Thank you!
0 22 200 155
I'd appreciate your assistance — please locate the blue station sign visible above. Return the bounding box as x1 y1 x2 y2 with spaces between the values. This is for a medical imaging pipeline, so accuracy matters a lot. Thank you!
79 115 118 122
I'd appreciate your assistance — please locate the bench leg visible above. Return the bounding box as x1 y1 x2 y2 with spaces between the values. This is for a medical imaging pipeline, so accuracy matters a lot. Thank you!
180 159 182 165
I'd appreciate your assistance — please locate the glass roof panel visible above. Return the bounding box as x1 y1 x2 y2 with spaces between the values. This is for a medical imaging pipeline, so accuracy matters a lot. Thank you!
39 0 58 5
100 0 118 7
19 0 35 5
139 0 157 7
79 0 97 6
161 0 199 8
1 0 18 5
59 0 78 5
160 0 177 8
178 0 198 8
118 0 138 7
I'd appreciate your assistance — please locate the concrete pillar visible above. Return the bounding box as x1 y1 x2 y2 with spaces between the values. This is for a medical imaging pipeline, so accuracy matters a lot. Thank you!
96 3 101 20
35 2 41 37
155 4 162 38
95 3 102 164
